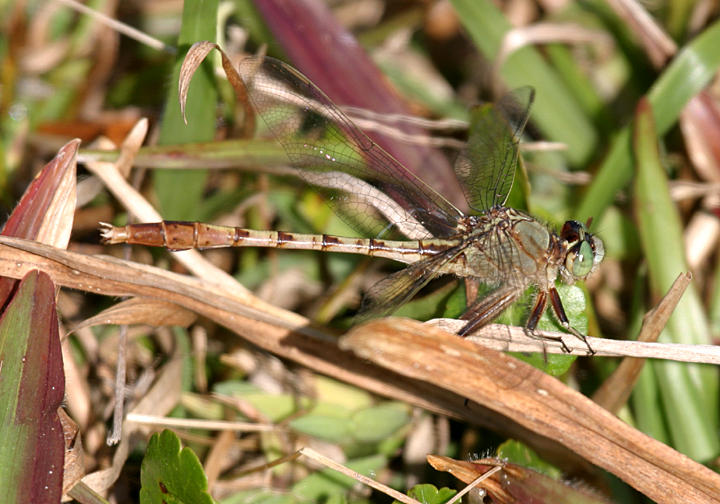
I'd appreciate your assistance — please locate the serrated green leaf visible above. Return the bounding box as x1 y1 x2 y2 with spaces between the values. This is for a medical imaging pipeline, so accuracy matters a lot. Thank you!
140 429 215 504
403 484 456 504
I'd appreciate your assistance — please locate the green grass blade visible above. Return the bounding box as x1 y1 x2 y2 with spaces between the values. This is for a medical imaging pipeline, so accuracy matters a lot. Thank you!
154 0 219 220
577 19 720 223
632 99 718 461
450 0 598 165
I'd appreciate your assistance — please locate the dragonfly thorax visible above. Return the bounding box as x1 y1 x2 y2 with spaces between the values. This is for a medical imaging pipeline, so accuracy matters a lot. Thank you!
449 208 603 296
450 207 557 289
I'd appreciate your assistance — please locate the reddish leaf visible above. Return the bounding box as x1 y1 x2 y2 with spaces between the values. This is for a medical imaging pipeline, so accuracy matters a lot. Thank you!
0 139 78 305
253 0 464 206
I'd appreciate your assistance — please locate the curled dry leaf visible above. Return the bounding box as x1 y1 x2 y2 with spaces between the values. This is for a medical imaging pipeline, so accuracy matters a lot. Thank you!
427 455 611 504
179 40 255 137
72 297 197 332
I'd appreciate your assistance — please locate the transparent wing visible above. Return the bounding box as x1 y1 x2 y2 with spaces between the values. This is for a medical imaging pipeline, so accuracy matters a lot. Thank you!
454 87 534 212
238 56 464 239
358 244 468 319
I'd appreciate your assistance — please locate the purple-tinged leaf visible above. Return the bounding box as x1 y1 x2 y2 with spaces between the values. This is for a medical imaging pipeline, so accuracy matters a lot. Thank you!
253 0 464 207
0 139 79 305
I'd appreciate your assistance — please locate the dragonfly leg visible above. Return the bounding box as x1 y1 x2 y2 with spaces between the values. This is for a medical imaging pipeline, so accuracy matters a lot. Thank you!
524 290 571 354
548 287 595 355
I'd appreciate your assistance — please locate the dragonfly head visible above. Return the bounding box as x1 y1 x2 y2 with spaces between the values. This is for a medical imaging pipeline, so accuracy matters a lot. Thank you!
560 220 605 281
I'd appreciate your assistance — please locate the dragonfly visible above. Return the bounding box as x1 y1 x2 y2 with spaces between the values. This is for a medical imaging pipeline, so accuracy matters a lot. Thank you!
100 56 604 352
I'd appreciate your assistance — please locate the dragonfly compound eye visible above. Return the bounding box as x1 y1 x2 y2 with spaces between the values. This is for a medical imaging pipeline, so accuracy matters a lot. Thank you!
571 240 595 277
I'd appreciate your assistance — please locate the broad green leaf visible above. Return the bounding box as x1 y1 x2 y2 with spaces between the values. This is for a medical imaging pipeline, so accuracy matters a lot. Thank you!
313 376 373 411
244 393 305 422
510 284 587 375
213 381 307 421
393 282 461 321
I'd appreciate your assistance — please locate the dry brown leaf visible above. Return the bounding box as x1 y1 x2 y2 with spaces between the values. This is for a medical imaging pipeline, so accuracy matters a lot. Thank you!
604 0 676 67
341 318 720 504
115 117 148 178
72 297 197 332
680 92 720 184
2 138 78 250
60 407 85 497
204 429 236 491
427 455 611 504
0 237 467 420
37 141 78 249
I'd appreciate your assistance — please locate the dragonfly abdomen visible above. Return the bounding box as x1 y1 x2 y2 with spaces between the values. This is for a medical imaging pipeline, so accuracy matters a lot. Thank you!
100 221 448 262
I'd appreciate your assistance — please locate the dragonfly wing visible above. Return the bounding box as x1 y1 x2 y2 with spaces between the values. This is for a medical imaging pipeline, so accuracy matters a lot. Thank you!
358 244 467 320
457 285 522 336
454 87 534 212
238 56 463 239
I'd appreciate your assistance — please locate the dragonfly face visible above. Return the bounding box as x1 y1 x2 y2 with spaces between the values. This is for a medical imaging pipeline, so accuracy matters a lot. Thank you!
559 220 605 284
